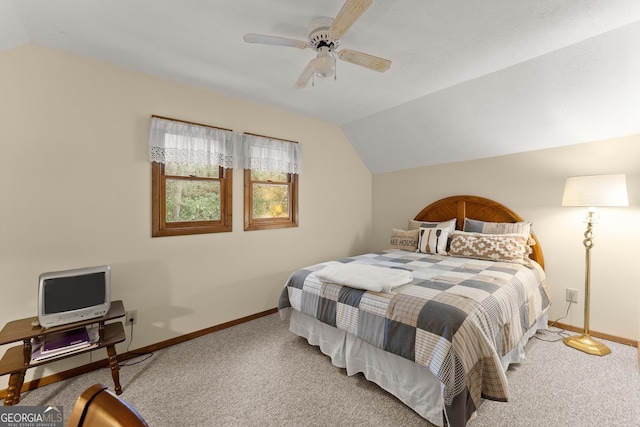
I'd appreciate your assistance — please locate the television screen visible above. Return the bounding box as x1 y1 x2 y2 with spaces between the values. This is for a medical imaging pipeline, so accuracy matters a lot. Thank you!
43 272 106 314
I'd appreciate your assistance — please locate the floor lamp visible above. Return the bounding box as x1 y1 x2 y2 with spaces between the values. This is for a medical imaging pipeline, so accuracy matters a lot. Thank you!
561 174 628 356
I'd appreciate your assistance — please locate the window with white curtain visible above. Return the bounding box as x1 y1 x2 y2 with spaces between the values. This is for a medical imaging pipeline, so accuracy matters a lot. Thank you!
149 116 239 237
242 134 301 231
148 116 303 236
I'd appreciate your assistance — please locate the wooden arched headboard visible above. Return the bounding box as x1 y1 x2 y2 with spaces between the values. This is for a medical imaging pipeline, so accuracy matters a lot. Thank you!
414 195 545 269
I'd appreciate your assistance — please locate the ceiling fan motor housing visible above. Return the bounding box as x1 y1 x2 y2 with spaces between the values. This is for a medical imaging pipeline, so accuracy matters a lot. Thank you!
308 16 339 52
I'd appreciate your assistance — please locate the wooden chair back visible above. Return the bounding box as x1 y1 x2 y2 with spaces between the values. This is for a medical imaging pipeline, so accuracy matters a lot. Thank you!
66 383 149 427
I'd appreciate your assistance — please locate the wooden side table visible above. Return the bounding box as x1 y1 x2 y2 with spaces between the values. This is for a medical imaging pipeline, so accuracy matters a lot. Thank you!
0 300 126 405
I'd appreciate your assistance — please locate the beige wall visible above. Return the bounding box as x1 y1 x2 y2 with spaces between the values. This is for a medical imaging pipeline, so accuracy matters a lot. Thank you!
0 45 372 385
373 135 640 342
2 44 637 390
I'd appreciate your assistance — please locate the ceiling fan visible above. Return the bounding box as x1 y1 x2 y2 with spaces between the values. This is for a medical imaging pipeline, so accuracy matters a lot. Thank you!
243 0 392 88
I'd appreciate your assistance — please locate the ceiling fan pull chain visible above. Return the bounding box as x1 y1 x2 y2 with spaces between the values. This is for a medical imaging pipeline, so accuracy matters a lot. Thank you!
333 51 338 81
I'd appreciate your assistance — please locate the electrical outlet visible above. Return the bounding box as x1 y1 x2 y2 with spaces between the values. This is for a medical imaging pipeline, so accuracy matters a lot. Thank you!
566 288 578 303
125 310 137 325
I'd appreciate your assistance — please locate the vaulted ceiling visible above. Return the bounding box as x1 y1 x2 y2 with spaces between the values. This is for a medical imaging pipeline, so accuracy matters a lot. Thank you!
3 0 640 173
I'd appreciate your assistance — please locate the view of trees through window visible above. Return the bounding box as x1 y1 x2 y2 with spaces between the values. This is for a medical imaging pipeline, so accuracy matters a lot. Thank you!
251 170 289 219
165 162 221 222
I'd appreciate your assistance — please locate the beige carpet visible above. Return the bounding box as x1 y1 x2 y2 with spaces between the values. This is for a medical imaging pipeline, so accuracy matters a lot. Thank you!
9 313 640 426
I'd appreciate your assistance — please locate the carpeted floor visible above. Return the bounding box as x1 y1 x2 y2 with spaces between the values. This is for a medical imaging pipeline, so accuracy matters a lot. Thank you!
8 313 640 426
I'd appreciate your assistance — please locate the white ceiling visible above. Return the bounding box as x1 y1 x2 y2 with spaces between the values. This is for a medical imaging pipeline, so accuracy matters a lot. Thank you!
3 0 640 173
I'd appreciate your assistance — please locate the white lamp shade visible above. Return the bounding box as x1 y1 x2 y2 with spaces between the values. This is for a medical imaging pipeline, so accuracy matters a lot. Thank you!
562 174 629 207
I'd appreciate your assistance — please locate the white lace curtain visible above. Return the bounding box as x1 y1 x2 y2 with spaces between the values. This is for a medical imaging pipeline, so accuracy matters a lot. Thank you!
241 134 302 174
148 117 302 174
148 117 242 169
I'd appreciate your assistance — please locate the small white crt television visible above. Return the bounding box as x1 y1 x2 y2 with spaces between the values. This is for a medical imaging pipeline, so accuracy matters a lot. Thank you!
37 265 111 328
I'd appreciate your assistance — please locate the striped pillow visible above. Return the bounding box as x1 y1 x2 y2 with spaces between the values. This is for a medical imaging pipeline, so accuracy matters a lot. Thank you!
463 218 531 238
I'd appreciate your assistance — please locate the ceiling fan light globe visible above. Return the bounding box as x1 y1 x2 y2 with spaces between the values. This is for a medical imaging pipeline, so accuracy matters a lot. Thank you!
313 56 335 77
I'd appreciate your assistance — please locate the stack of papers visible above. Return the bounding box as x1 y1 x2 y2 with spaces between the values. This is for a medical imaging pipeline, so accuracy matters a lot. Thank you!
31 327 97 364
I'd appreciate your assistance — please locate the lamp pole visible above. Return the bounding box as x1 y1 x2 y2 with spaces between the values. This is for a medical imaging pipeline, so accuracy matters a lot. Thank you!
582 210 594 336
563 208 611 356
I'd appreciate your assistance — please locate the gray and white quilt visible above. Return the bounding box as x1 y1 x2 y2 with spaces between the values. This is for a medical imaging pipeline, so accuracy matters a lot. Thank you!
278 249 551 427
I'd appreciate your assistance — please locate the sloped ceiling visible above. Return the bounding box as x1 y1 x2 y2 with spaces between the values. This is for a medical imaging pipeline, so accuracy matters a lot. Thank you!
2 0 640 173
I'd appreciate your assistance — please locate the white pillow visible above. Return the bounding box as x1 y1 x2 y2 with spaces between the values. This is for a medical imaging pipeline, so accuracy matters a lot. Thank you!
408 218 456 232
418 227 450 255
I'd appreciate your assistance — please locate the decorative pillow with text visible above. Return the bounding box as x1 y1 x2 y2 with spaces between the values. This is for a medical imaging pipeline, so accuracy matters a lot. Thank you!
389 228 420 251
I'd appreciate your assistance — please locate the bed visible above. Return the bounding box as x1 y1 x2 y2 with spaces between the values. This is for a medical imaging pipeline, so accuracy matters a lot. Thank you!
278 195 551 427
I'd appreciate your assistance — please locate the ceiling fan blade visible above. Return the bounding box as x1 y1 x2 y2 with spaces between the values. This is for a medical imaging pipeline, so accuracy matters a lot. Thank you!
294 60 316 89
329 0 373 39
243 33 308 49
338 49 391 72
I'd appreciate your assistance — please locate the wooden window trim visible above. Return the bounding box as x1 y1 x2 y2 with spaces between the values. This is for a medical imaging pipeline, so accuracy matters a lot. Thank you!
152 162 232 237
244 169 298 231
151 114 232 132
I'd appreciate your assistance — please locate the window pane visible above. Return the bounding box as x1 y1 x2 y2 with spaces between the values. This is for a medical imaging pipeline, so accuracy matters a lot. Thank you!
252 183 289 218
166 178 221 222
165 162 220 178
250 170 287 182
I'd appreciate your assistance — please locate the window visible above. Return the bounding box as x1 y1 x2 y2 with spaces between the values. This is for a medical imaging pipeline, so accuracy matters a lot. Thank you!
244 169 298 231
149 116 238 237
148 117 302 235
242 133 301 231
152 161 232 236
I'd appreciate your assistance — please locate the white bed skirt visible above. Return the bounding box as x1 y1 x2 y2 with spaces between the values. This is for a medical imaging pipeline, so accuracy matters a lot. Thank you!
288 309 548 427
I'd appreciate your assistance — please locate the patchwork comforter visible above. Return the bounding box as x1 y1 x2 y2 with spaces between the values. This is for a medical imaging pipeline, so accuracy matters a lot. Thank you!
278 250 551 427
